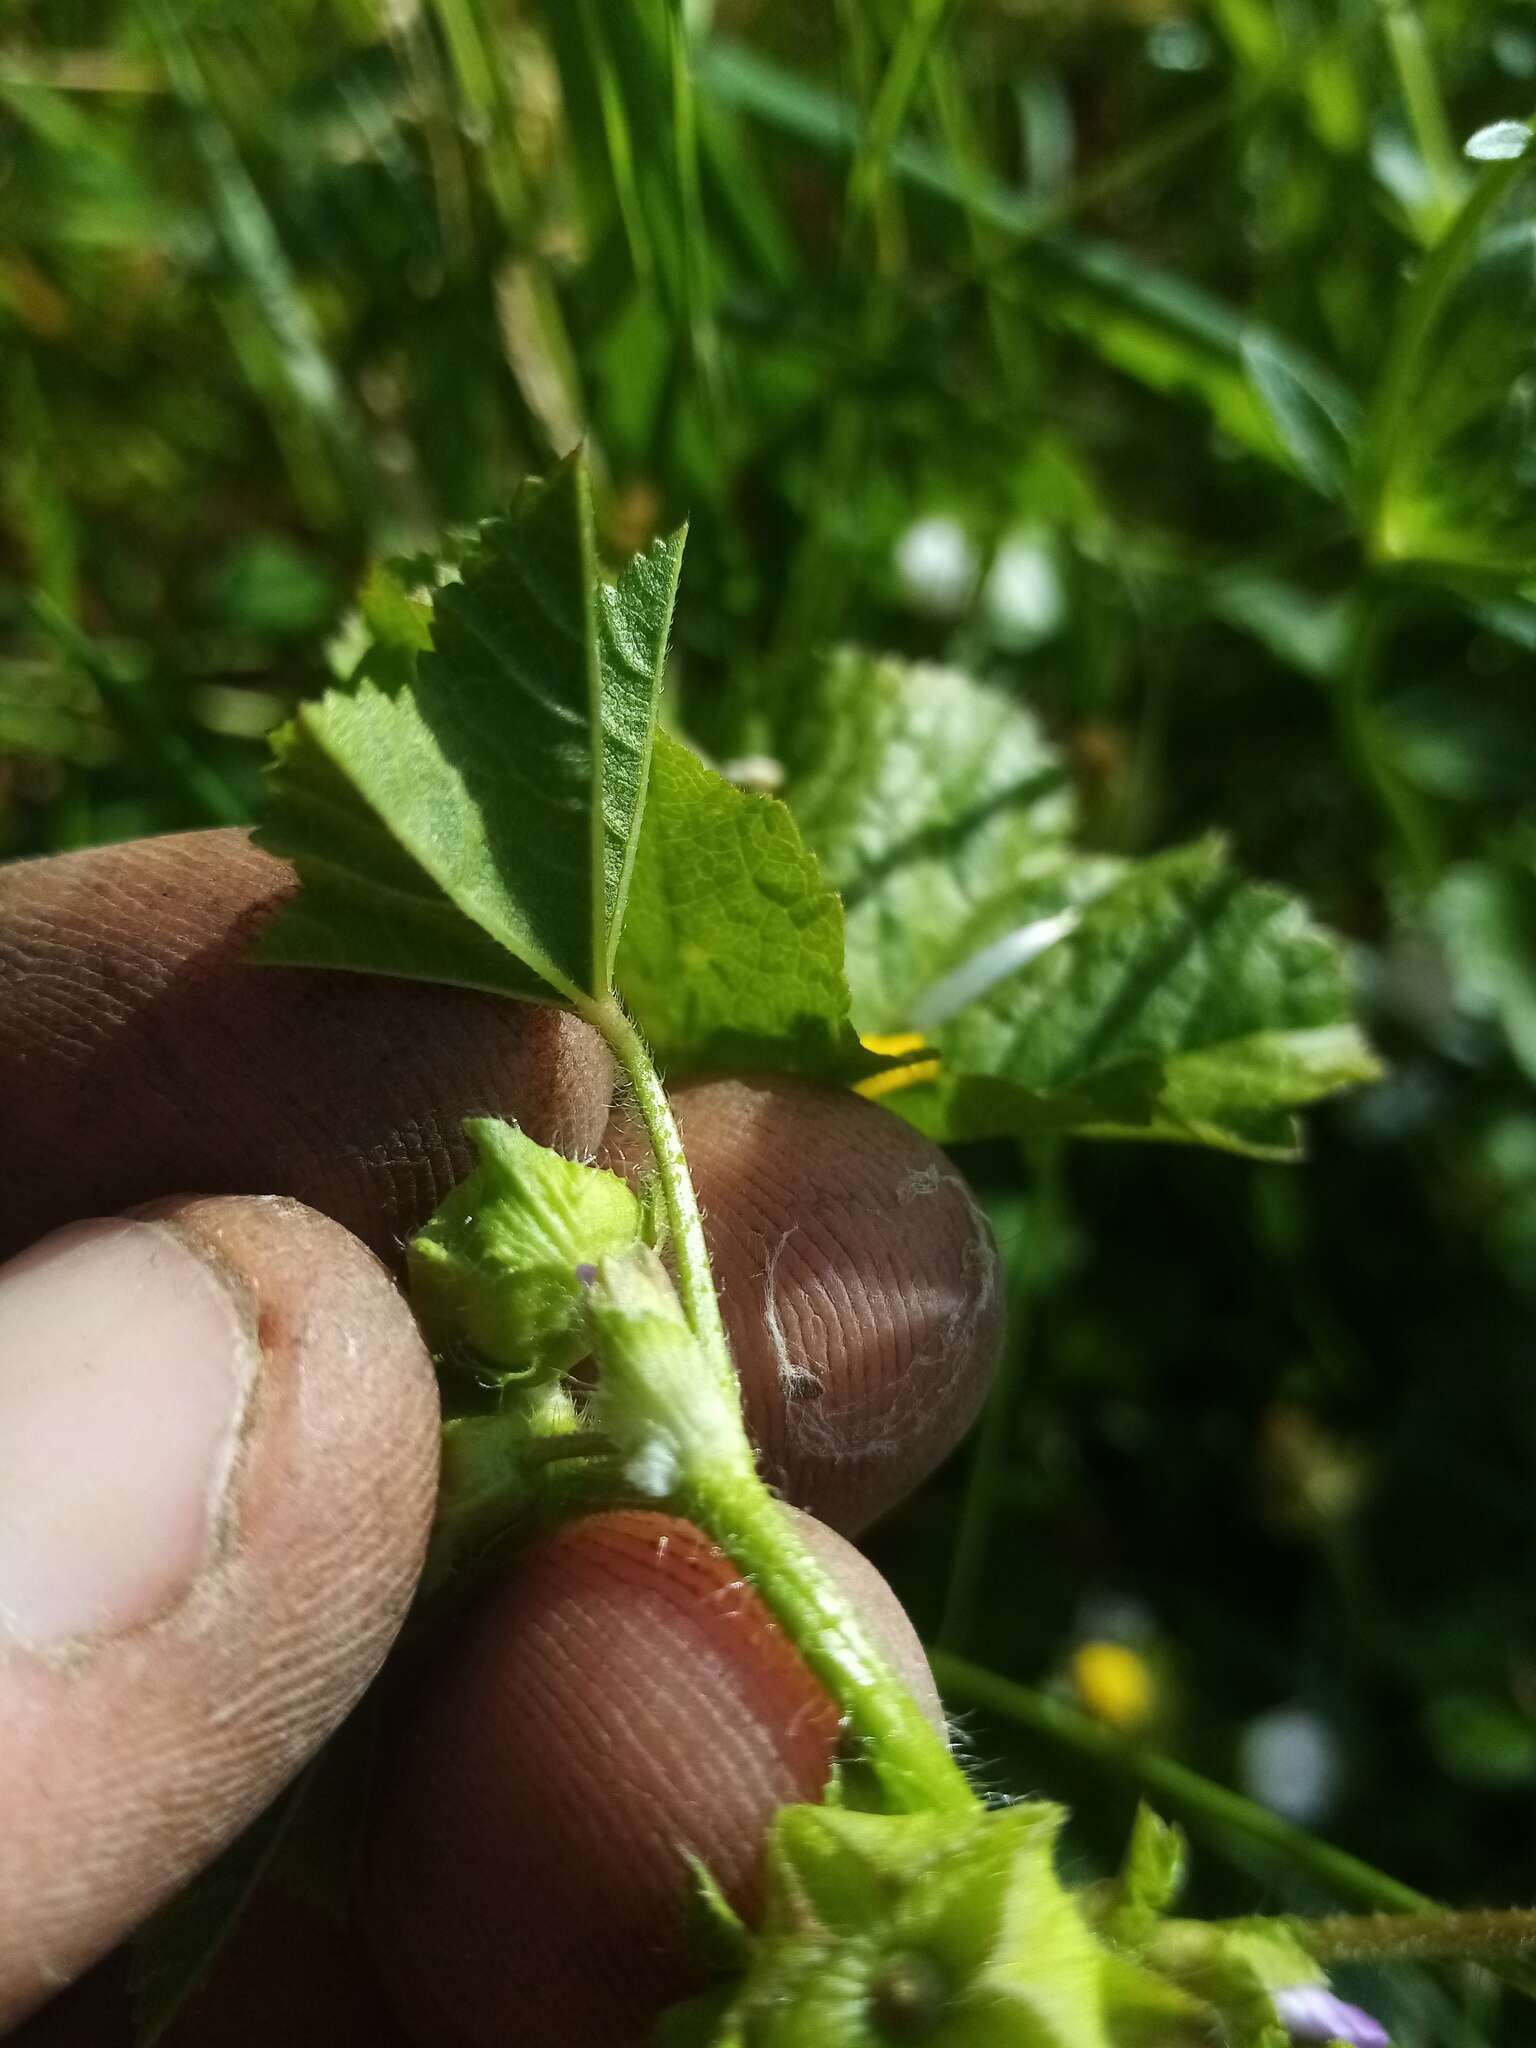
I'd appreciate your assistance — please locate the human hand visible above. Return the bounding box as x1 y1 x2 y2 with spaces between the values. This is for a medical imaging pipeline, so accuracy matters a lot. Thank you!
0 829 1002 2046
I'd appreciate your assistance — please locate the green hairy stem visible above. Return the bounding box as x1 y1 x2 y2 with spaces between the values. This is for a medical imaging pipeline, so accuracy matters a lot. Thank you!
585 996 975 1820
584 997 740 1402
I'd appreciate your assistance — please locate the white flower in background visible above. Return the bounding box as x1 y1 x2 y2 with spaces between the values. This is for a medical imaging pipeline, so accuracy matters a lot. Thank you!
1147 18 1215 71
983 531 1067 648
894 515 978 616
1238 1705 1342 1825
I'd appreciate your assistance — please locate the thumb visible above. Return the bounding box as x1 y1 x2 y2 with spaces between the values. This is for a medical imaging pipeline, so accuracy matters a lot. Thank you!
0 1196 440 2027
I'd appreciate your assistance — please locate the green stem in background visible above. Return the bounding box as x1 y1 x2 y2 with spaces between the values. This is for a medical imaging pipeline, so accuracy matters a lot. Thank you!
929 1651 1432 1914
576 0 654 281
1284 1906 1536 1966
1362 130 1533 551
1376 0 1463 240
933 1656 1536 2002
938 1143 1062 1652
664 0 720 401
431 0 531 229
846 0 954 274
1334 594 1443 894
141 0 378 528
936 1303 1031 1653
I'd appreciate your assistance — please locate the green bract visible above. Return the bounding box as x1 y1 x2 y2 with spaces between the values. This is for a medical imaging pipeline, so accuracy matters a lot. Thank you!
409 1117 644 1380
660 1800 1341 2048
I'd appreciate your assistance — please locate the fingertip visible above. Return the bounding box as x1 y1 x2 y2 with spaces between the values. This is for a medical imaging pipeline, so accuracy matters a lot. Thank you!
0 1197 440 2024
0 830 615 1266
613 1077 1005 1532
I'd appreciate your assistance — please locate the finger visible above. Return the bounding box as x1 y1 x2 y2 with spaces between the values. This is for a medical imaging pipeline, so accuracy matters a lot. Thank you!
609 1077 1004 1533
0 1197 440 2027
363 1507 944 2048
0 829 614 1267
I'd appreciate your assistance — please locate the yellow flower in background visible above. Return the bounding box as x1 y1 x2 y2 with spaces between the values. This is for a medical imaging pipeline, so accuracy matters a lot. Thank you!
1071 1641 1157 1736
855 1032 940 1102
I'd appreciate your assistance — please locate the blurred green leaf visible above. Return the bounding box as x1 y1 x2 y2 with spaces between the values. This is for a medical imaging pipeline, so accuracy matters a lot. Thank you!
1423 1693 1536 1789
776 649 1077 1034
201 534 340 636
921 839 1380 1159
1372 222 1536 579
699 39 1356 476
1241 332 1359 501
1433 845 1536 1084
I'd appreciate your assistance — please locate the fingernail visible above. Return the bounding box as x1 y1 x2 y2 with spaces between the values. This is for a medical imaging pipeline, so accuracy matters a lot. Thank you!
0 1220 255 1648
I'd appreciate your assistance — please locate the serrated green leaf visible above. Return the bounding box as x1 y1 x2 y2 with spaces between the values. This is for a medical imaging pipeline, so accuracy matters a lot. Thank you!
927 840 1380 1157
777 650 1077 1034
253 721 549 999
617 730 872 1077
256 456 683 1005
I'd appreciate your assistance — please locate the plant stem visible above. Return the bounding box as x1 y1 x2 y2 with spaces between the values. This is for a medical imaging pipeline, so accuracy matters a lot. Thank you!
1377 0 1462 239
929 1652 1432 1914
587 1002 977 1820
938 1148 1060 1652
1362 134 1534 551
591 998 738 1403
847 0 954 274
1284 1906 1536 1966
1335 593 1443 894
690 1464 977 1818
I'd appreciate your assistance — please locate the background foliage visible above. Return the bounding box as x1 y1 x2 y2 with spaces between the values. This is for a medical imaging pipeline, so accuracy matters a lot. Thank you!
6 1 1536 2039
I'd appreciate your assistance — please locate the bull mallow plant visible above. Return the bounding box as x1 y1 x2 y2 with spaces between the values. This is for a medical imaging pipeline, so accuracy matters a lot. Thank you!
142 456 1534 2041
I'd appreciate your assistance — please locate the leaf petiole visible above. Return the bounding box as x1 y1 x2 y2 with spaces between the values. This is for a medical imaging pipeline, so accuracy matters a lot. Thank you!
583 994 738 1401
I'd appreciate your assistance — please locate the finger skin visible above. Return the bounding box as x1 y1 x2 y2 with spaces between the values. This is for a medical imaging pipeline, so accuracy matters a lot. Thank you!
0 1197 440 2026
0 831 613 1267
363 1509 945 2048
612 1077 1005 1533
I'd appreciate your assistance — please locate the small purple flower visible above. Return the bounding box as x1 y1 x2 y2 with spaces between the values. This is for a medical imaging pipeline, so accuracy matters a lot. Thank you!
575 1262 599 1286
1273 1985 1389 2047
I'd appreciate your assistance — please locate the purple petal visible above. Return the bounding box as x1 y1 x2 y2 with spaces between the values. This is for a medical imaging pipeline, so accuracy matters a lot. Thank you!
1273 1985 1389 2047
575 1263 599 1286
